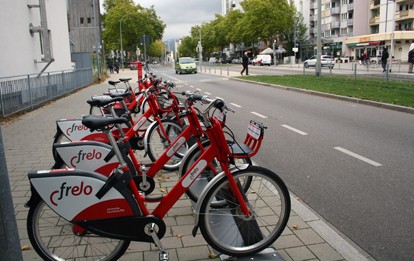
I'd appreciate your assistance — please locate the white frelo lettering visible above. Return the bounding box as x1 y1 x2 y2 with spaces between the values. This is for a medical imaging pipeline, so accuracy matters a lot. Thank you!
133 117 147 131
181 160 207 188
166 137 186 158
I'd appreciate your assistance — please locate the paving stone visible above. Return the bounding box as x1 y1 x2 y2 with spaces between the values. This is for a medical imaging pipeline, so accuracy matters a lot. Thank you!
308 243 345 261
181 234 208 247
274 234 304 249
294 228 325 245
285 246 316 260
176 245 211 261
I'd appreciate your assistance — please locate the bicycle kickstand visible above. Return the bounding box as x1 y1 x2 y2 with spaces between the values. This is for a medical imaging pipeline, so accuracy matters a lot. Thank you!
145 223 169 261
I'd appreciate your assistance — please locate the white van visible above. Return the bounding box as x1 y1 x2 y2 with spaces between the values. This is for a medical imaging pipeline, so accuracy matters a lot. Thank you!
252 55 272 66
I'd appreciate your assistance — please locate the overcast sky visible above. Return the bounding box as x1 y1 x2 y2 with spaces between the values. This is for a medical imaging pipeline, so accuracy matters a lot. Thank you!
134 0 222 40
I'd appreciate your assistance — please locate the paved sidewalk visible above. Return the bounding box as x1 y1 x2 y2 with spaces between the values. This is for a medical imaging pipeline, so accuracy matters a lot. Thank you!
2 69 374 260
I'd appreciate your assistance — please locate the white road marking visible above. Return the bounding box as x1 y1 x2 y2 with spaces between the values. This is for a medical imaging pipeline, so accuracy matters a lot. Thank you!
196 88 202 91
334 147 382 167
251 112 268 118
230 103 242 108
204 92 211 95
281 124 308 136
216 96 224 100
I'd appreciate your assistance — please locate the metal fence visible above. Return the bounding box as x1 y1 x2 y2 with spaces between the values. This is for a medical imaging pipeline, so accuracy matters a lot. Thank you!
0 68 93 118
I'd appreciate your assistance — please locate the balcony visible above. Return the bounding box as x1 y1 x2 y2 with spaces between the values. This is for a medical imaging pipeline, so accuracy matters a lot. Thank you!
370 0 380 9
396 9 414 21
369 16 380 25
331 21 340 28
331 7 340 15
347 19 354 26
348 3 354 11
309 15 315 22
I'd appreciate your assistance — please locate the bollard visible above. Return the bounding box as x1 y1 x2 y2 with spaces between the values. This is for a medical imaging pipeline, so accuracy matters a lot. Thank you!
227 64 229 76
0 127 23 261
220 66 222 75
303 65 305 75
354 63 357 80
386 63 389 82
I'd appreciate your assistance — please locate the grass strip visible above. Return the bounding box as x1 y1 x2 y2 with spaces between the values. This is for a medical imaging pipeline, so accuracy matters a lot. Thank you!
242 75 414 108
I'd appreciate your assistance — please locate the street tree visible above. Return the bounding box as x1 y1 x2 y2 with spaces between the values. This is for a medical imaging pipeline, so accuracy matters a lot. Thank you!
279 10 309 58
238 0 294 52
102 0 165 61
178 36 197 58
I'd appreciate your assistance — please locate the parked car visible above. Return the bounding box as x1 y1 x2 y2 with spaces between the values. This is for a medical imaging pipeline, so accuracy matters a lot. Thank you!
232 58 242 64
208 57 217 64
175 57 197 74
304 55 334 69
252 55 272 66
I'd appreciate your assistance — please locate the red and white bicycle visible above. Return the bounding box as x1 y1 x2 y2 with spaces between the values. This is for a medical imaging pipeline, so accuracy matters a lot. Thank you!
26 95 291 261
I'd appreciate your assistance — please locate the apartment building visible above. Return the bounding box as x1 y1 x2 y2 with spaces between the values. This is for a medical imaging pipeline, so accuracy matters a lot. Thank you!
296 0 414 61
346 0 414 61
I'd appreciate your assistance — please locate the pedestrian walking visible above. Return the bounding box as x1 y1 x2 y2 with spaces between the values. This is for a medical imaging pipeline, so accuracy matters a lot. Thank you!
108 61 114 74
241 51 249 76
114 61 120 74
381 46 389 73
408 43 414 73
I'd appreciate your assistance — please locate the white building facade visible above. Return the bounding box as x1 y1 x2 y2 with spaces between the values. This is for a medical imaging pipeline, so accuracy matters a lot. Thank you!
0 0 73 78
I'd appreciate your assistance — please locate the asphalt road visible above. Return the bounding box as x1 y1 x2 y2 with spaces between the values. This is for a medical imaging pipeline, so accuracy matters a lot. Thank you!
152 65 414 261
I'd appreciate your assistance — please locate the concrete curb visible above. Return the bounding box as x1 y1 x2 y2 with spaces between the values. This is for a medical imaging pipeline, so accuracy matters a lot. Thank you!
230 77 414 115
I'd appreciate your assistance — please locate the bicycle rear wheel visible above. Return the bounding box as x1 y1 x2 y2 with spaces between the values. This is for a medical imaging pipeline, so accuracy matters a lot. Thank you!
27 200 130 261
198 166 290 257
179 140 252 203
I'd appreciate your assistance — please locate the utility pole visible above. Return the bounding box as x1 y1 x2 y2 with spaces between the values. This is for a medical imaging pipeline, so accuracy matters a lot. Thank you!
93 0 101 80
316 0 322 76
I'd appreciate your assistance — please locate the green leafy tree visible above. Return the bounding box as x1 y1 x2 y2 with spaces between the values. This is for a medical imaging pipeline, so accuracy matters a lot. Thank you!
279 11 308 57
102 0 165 62
147 40 164 58
178 36 197 58
238 0 294 46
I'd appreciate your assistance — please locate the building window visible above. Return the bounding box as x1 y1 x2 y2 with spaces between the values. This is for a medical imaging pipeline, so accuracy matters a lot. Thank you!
341 28 348 35
341 0 348 5
87 18 92 23
341 13 348 20
80 17 84 24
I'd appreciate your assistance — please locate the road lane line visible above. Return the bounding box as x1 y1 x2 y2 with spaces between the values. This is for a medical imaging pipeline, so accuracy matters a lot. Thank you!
196 88 202 91
251 112 268 118
204 92 211 95
334 147 382 167
230 103 242 108
215 96 224 100
281 124 308 135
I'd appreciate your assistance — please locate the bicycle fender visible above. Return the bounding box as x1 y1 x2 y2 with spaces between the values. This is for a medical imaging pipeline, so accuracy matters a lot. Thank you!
178 139 210 176
192 164 250 236
143 120 159 152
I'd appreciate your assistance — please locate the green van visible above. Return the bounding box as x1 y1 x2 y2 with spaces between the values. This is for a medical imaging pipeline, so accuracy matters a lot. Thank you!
175 57 197 74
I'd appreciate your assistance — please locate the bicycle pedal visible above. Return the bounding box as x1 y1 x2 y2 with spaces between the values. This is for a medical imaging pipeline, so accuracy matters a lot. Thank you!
159 251 169 261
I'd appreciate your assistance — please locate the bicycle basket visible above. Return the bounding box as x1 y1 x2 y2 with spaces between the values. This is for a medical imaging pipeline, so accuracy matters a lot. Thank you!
229 120 265 158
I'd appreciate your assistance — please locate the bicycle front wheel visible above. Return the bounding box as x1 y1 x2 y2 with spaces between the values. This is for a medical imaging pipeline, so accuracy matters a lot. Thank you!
144 119 186 171
199 166 290 257
27 200 130 261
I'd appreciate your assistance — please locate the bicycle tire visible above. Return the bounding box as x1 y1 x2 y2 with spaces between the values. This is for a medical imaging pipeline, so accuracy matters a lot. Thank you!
179 140 252 203
144 119 186 171
27 200 130 261
198 166 290 257
52 129 70 162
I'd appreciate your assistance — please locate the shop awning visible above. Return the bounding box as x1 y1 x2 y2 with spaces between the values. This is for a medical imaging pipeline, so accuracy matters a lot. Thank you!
347 41 381 47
